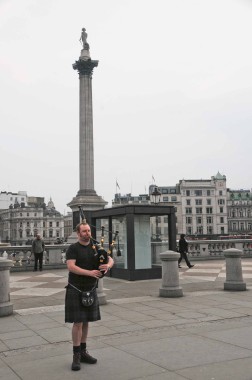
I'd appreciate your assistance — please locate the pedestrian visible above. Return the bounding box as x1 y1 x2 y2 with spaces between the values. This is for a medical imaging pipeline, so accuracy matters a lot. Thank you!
31 234 45 271
65 222 114 371
178 234 194 268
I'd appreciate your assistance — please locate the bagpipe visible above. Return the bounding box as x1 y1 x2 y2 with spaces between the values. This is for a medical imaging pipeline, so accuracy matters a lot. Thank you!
78 206 119 277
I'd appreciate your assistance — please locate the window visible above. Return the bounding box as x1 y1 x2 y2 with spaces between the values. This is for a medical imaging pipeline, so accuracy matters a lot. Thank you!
49 222 52 227
219 191 223 196
186 190 190 196
248 223 252 231
186 217 192 224
207 199 211 205
163 196 168 202
171 196 177 202
207 190 211 196
20 222 22 227
195 190 202 196
206 207 213 214
56 231 60 237
221 227 224 234
49 230 53 238
27 222 30 227
34 213 37 216
162 189 168 194
195 199 202 205
220 217 224 223
27 213 29 216
232 222 237 231
20 213 22 217
196 217 202 224
207 216 212 224
196 207 202 214
220 207 224 213
186 199 191 205
186 208 192 214
34 222 37 227
56 221 59 227
186 226 192 235
240 223 244 231
197 226 203 234
218 199 225 205
207 226 213 234
43 222 45 227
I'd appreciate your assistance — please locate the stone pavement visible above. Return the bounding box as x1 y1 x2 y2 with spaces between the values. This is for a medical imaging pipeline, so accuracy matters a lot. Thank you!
1 259 252 379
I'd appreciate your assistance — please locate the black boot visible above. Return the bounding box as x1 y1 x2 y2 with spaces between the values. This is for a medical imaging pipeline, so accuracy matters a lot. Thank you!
71 352 81 371
81 350 97 364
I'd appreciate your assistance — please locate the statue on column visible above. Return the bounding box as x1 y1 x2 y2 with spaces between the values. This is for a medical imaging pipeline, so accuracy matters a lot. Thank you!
79 28 89 50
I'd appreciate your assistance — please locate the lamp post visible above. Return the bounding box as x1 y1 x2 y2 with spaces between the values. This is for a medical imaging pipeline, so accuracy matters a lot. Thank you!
151 186 161 241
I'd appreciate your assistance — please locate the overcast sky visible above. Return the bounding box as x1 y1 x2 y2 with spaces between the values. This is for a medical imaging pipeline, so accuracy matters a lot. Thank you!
1 0 252 214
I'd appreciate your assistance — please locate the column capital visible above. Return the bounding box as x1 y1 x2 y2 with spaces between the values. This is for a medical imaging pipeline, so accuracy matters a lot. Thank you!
72 59 99 77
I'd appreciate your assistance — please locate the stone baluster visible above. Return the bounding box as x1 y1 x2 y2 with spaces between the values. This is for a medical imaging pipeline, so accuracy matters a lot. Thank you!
159 251 183 297
224 248 246 291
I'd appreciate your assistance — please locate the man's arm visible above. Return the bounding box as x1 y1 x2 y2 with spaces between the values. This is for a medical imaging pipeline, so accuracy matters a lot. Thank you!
67 259 102 279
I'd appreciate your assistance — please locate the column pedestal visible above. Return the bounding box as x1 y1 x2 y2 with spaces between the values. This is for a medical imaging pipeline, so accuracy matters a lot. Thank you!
159 251 183 297
0 259 13 317
224 248 246 291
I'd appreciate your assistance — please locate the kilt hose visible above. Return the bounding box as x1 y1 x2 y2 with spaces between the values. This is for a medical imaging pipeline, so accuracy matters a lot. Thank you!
65 286 101 323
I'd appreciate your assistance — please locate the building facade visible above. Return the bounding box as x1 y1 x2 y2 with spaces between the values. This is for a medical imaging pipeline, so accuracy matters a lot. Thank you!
0 198 64 245
0 191 28 209
179 172 228 237
227 189 252 236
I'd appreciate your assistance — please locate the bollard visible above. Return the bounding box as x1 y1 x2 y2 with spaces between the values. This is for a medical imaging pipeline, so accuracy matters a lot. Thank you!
97 278 107 305
159 250 183 297
0 258 14 317
224 248 246 291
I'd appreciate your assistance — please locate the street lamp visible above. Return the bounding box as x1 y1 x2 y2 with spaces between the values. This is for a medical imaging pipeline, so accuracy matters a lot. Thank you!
151 186 162 241
151 186 161 205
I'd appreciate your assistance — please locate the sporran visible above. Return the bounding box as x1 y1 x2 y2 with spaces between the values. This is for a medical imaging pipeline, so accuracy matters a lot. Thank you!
68 282 97 308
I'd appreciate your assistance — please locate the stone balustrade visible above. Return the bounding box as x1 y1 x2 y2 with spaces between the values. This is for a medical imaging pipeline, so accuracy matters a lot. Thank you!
151 239 252 264
0 244 69 271
1 239 252 271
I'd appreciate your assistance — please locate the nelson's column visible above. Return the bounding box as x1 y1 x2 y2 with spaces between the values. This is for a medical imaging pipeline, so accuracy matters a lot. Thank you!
68 28 107 229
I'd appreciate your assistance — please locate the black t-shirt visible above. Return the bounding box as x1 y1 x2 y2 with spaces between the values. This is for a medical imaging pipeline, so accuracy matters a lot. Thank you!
66 242 97 288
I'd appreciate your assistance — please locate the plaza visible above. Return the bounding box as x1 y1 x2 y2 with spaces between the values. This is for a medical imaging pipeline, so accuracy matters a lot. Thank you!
1 259 252 379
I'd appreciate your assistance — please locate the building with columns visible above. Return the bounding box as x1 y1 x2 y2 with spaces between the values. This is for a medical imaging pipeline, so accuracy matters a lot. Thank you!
0 198 64 245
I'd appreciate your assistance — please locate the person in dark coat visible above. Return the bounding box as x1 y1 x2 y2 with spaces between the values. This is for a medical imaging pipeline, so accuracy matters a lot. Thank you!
178 234 194 268
31 234 45 271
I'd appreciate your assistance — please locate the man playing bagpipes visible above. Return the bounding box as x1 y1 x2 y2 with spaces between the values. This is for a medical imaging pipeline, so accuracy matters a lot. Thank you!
65 221 114 371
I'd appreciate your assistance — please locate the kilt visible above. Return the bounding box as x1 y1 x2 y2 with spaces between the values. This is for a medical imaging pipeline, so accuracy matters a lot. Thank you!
65 286 101 323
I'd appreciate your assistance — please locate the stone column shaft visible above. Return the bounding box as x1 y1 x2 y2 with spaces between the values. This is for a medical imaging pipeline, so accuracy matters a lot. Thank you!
79 74 94 194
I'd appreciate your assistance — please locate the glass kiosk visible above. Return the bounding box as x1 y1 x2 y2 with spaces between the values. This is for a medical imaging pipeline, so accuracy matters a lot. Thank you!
91 204 176 281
